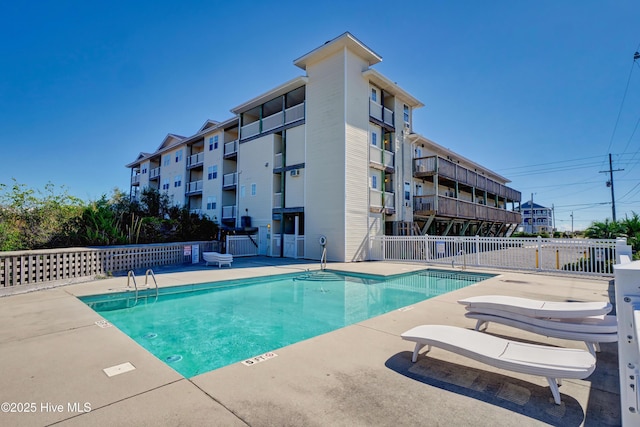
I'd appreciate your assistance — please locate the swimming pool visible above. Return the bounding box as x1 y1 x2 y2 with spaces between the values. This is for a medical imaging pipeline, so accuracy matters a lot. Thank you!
81 269 493 378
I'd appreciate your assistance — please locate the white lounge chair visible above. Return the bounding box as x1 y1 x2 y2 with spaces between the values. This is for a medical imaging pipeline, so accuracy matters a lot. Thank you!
458 295 612 318
458 296 617 355
203 252 233 268
401 324 596 404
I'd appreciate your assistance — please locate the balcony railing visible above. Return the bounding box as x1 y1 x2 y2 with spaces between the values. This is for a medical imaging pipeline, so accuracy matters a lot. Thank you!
223 172 237 189
131 174 140 185
370 188 395 212
262 111 284 133
413 156 521 202
240 121 260 140
274 152 283 169
369 100 394 127
189 209 202 216
149 167 161 180
185 180 203 195
285 102 304 124
187 152 204 168
224 140 238 157
413 194 521 223
273 192 282 208
369 145 394 172
222 205 236 220
240 102 306 141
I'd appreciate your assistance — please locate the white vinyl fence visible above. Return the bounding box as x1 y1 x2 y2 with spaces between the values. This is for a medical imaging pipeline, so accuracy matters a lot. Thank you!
226 235 258 257
0 241 218 288
370 235 630 277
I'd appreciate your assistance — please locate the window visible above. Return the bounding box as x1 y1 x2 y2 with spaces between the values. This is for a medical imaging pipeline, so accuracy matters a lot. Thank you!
251 183 256 196
141 167 147 174
371 88 377 102
403 105 410 123
162 179 170 190
371 132 377 147
240 185 246 198
208 165 218 180
163 155 171 167
404 182 410 201
209 137 214 151
175 149 183 163
174 175 182 188
372 175 378 189
206 196 217 210
214 135 219 149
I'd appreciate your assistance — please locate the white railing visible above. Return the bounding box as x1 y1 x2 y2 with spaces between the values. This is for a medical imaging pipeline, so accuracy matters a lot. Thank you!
274 152 283 169
273 192 282 208
383 191 395 210
149 167 161 179
369 145 394 170
370 235 627 277
223 172 237 188
226 235 258 257
222 205 236 220
614 258 640 426
370 189 395 211
262 111 284 132
241 121 260 139
285 102 305 124
186 180 203 194
224 140 238 156
370 99 383 121
271 234 281 257
131 174 140 185
383 107 394 126
187 152 204 167
0 241 219 288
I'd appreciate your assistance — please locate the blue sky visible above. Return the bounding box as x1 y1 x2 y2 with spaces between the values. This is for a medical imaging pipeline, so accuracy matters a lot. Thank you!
2 0 639 231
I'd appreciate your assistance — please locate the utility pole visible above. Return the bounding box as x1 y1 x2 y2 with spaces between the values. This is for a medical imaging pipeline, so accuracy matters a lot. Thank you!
570 212 574 234
599 153 623 222
530 193 535 234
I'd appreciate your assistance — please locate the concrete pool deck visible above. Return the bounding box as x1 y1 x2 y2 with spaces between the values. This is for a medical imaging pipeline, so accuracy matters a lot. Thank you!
0 259 621 426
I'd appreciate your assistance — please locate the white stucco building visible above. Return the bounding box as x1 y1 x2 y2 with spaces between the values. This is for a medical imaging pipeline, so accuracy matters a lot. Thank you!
127 33 522 262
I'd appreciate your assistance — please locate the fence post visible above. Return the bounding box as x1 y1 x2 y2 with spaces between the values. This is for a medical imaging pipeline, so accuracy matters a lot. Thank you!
536 236 542 270
616 237 632 264
475 235 480 266
614 260 640 425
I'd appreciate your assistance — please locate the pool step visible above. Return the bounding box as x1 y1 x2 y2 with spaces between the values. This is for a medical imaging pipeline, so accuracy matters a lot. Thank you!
294 271 344 282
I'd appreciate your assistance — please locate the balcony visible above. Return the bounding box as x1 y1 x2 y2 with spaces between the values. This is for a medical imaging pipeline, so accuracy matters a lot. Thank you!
414 194 522 223
222 205 236 220
369 145 394 173
224 140 238 158
223 172 237 190
187 152 204 169
240 102 306 140
274 153 283 169
149 167 161 180
185 180 203 195
189 209 202 216
414 156 521 202
131 174 140 186
273 192 282 208
369 188 395 214
369 100 394 128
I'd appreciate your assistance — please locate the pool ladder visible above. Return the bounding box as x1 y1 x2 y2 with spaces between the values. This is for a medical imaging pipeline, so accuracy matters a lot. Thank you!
126 269 159 306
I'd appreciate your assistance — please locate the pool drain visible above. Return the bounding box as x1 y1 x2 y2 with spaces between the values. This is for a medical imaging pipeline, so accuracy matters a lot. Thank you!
165 355 183 363
143 332 158 339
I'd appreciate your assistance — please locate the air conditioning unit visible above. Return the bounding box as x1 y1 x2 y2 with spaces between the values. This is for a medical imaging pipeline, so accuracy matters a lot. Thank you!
290 169 300 177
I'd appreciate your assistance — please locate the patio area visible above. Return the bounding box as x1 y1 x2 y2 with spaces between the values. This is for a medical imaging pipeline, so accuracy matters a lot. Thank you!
0 258 620 426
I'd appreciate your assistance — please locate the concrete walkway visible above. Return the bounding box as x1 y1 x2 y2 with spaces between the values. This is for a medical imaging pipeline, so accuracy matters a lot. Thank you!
0 259 621 426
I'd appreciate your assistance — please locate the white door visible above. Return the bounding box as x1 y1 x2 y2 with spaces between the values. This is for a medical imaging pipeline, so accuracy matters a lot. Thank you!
258 226 268 255
283 235 296 258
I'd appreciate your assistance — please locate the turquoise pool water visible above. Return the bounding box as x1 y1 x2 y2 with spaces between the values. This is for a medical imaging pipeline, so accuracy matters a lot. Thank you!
82 269 493 378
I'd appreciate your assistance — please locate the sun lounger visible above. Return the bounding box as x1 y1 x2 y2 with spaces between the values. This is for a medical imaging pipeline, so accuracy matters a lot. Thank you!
203 252 233 268
458 296 617 355
401 324 596 404
464 311 617 356
458 295 612 318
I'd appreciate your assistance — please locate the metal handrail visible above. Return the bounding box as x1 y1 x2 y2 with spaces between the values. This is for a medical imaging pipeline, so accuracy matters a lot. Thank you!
127 270 139 305
144 269 159 302
321 247 327 271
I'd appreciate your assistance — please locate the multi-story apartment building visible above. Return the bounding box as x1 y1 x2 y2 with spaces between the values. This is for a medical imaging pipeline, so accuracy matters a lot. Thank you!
518 201 553 234
127 33 522 262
